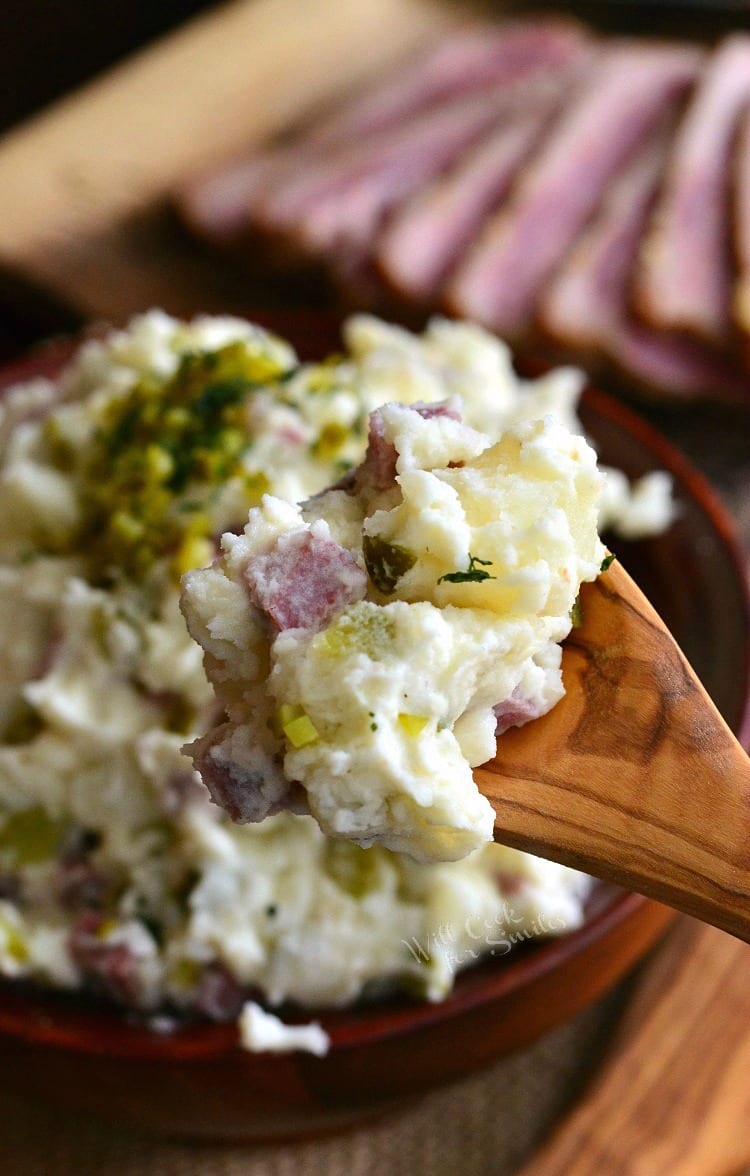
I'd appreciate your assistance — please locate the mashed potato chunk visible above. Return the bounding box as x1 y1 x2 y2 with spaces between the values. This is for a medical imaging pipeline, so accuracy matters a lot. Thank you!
182 401 605 862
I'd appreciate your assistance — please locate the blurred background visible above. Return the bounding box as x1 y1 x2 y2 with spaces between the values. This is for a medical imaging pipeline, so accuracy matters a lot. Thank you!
1 1 748 134
0 1 211 132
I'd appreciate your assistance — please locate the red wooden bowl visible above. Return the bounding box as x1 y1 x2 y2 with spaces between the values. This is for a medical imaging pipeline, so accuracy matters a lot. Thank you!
0 314 747 1140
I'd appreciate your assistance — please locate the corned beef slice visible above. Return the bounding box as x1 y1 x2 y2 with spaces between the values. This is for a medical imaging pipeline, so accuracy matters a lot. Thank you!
445 42 703 343
732 109 750 362
376 98 562 304
246 24 590 256
300 20 588 150
178 21 586 244
635 35 750 347
540 126 749 403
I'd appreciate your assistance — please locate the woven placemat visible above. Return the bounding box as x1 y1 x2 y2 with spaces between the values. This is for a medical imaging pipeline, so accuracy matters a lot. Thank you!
0 988 629 1176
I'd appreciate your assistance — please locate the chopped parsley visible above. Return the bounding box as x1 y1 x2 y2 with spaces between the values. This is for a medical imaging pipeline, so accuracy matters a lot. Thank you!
438 554 496 585
600 551 616 572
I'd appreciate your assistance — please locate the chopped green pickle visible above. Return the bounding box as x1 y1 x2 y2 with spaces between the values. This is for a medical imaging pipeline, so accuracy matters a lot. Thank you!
55 340 294 583
323 841 382 898
0 914 28 963
312 421 349 461
283 713 320 749
0 806 70 865
397 713 430 738
315 604 395 660
362 535 416 594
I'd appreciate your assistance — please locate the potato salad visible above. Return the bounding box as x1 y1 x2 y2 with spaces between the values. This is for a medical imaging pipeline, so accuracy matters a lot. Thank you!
0 311 671 1028
181 402 605 862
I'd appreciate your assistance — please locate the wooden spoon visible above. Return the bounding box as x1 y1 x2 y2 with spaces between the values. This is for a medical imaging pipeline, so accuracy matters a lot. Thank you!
518 917 750 1176
475 559 750 941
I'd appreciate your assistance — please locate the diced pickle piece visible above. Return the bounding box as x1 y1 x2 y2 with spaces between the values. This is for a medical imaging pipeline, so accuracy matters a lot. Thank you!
314 604 395 660
0 806 70 865
0 913 28 962
283 713 319 749
323 841 382 898
398 713 430 737
363 535 416 594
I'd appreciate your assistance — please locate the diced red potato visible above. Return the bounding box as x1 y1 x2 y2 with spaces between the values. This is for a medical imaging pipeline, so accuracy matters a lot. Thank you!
162 769 211 816
492 693 546 736
540 128 750 404
354 401 462 495
191 962 249 1021
445 42 703 343
69 912 145 1007
635 35 750 348
187 723 299 823
55 858 111 911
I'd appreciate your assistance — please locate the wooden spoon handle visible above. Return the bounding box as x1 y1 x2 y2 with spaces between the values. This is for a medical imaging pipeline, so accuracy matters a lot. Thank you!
518 919 750 1176
475 561 750 941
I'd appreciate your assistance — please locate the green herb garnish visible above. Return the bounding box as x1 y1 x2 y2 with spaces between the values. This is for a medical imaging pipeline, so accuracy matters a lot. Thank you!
55 340 293 584
600 552 616 572
438 553 496 585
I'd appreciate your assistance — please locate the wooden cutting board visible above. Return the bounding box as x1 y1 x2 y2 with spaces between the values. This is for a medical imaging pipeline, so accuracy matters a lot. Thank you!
518 918 750 1176
0 0 456 325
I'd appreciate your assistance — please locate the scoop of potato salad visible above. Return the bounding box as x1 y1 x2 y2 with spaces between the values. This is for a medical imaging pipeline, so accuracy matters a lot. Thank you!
181 398 606 862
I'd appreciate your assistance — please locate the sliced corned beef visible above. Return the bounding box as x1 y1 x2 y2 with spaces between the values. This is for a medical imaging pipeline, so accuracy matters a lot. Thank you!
634 35 750 347
540 129 750 403
445 42 703 344
375 92 561 305
732 107 750 365
178 20 587 245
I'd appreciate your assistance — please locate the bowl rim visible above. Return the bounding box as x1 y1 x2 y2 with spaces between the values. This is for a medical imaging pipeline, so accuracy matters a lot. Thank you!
0 319 747 1063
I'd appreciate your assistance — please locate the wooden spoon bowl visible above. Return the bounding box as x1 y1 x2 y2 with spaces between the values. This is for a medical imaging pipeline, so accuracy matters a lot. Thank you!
477 560 750 940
